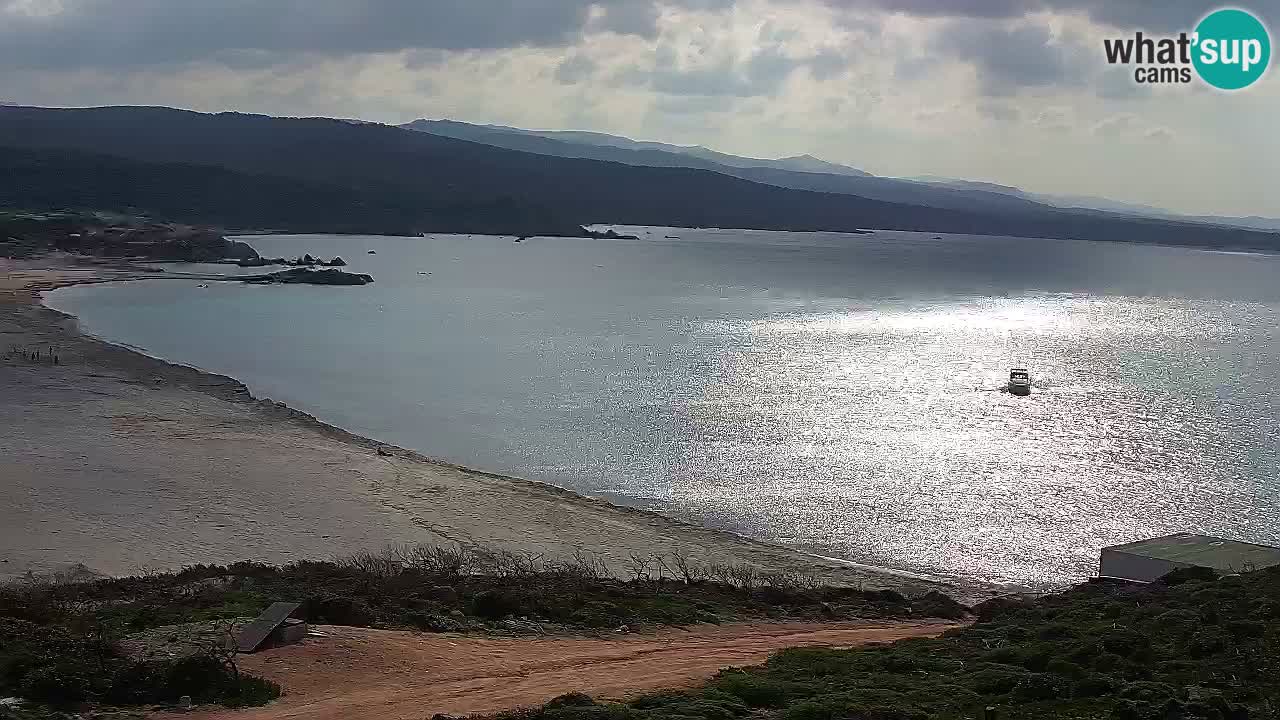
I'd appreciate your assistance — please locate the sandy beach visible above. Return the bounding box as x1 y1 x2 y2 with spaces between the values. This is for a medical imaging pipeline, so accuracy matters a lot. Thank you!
0 257 965 597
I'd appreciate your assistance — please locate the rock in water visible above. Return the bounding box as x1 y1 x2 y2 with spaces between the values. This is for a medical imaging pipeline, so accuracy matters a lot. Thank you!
244 268 374 286
224 239 260 261
327 256 347 266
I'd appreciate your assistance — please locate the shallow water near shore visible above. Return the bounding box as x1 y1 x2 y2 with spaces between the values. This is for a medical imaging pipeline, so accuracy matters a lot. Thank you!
45 228 1280 588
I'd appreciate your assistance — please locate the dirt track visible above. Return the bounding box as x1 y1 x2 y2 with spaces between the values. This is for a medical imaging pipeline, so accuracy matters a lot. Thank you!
191 621 960 720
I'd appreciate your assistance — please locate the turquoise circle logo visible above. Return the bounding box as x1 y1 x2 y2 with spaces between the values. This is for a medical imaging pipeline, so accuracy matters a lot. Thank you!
1193 8 1271 90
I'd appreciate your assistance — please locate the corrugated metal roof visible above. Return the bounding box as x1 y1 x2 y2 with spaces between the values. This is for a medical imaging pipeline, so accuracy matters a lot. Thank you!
1103 533 1280 572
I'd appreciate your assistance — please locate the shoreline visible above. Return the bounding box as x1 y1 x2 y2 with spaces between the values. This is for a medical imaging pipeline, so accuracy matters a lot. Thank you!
1 256 995 601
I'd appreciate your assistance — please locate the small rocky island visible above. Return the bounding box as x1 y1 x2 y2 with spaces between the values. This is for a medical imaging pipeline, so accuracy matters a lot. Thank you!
238 254 347 268
243 268 374 286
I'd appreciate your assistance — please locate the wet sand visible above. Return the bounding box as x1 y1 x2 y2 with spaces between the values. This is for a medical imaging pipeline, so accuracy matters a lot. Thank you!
189 621 962 720
0 257 969 597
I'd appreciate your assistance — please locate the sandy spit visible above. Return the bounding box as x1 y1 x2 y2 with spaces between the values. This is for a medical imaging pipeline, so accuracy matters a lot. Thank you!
0 256 981 599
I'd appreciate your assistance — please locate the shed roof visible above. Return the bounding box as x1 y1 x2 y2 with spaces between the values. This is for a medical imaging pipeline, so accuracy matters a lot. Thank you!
1103 533 1280 572
236 601 302 653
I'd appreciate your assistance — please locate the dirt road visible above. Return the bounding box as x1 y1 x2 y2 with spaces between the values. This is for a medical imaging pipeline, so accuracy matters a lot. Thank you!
191 621 959 720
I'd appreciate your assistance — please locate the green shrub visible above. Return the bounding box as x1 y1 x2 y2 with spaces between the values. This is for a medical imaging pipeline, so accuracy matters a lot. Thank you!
1188 628 1228 658
405 611 458 633
546 692 597 709
1045 658 1085 679
17 665 93 706
311 595 377 626
784 699 926 720
968 666 1028 695
472 590 525 620
1011 673 1069 701
910 591 969 620
1092 652 1127 672
1117 681 1179 704
712 672 797 708
569 602 626 629
1225 620 1265 640
1073 672 1119 697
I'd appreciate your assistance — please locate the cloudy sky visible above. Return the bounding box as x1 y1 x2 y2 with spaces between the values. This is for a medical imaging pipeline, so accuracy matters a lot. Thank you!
3 0 1277 217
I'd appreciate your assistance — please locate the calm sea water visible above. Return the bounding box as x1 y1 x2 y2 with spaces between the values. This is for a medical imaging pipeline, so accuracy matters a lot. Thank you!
46 228 1280 588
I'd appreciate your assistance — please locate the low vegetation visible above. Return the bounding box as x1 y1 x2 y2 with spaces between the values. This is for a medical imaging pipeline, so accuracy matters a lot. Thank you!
490 565 1279 720
0 544 963 714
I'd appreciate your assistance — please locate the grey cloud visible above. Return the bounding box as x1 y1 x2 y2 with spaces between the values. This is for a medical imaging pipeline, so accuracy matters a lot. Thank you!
555 54 597 84
932 19 1090 96
590 2 660 36
1033 106 1072 132
639 36 810 97
1052 1 1225 31
1096 67 1152 100
652 94 727 114
816 0 1230 30
808 48 848 81
977 101 1020 123
815 0 1037 19
0 0 664 70
643 46 840 97
1091 112 1138 136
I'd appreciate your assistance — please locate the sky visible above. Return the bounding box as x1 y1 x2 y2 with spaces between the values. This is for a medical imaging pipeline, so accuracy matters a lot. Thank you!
2 0 1278 217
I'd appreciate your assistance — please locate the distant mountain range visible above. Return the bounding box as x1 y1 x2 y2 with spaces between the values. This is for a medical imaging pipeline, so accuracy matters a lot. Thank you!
905 176 1280 232
0 104 1277 251
419 121 874 177
407 119 1280 235
403 119 1046 214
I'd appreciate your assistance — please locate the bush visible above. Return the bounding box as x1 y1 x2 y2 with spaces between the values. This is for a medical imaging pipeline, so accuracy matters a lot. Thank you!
1011 673 1069 701
546 693 597 709
1225 620 1265 640
311 595 377 626
969 666 1028 695
1118 681 1179 704
472 590 524 620
910 591 969 620
1073 672 1119 698
17 665 94 706
406 611 459 633
1188 628 1228 658
785 699 926 720
713 672 797 708
1045 658 1085 679
569 602 626 629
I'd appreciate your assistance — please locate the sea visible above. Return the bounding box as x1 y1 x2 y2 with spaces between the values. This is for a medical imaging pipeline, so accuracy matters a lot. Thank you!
44 227 1280 589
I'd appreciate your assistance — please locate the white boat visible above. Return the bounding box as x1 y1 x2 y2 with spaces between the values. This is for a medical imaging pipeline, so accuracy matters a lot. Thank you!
1008 368 1031 396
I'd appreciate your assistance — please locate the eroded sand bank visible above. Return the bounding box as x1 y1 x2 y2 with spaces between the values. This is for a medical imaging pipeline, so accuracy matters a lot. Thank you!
0 258 969 597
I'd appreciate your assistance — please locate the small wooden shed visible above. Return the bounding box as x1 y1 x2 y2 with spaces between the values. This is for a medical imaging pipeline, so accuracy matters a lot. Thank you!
1099 533 1280 583
236 602 308 653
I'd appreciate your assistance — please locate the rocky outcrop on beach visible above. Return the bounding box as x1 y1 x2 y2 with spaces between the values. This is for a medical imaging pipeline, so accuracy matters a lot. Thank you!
0 212 260 263
583 228 641 240
244 268 374 286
